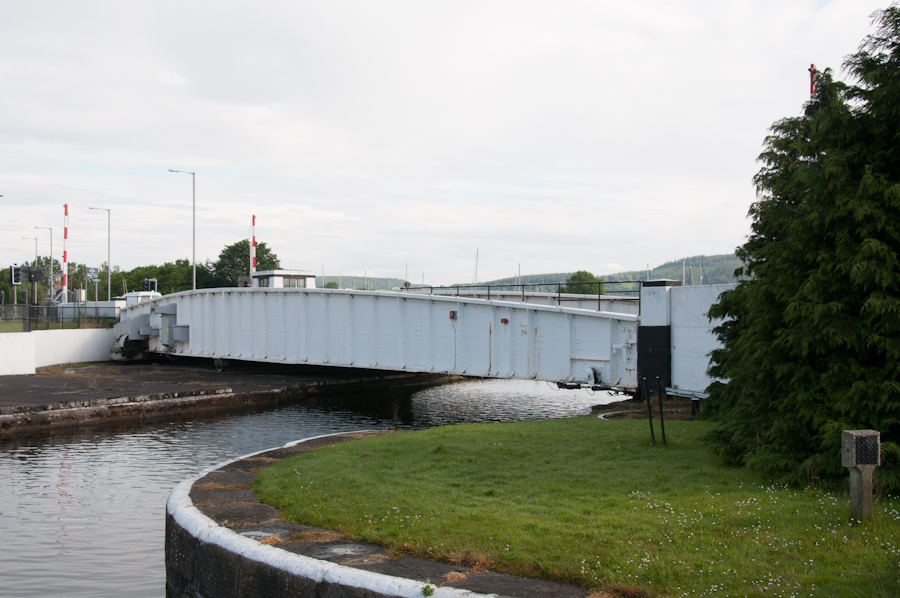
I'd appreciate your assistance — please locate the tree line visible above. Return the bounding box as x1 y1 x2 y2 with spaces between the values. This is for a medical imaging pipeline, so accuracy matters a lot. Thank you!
478 253 743 294
1 239 280 303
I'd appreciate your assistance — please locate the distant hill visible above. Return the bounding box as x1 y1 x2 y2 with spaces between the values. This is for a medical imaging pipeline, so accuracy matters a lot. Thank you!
317 254 744 293
452 272 574 292
604 254 744 285
479 254 744 293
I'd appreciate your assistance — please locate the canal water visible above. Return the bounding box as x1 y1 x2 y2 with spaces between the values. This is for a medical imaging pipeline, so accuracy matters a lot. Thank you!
0 379 619 598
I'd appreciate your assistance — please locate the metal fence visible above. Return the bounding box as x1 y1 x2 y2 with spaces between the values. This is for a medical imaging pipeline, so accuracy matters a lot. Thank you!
0 304 119 332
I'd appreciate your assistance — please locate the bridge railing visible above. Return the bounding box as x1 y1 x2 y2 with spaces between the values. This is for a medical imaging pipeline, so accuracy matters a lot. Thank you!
399 280 643 311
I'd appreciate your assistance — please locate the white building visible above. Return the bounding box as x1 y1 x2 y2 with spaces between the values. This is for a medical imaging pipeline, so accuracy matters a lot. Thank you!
251 269 317 289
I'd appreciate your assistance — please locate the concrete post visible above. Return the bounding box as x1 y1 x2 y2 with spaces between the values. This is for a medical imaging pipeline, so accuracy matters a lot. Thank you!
848 465 876 519
842 430 880 519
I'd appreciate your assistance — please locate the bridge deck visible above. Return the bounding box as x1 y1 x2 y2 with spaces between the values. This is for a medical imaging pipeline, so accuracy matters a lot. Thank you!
113 288 638 391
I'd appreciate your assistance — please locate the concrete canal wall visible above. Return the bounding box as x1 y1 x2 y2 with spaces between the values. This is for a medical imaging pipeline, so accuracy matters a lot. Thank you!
0 328 114 376
165 433 498 598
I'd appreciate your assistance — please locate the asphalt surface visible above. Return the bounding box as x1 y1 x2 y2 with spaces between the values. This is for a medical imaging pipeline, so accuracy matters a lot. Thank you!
0 358 405 411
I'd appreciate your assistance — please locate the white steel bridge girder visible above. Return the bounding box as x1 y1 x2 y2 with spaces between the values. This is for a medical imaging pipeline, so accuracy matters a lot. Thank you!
113 289 638 390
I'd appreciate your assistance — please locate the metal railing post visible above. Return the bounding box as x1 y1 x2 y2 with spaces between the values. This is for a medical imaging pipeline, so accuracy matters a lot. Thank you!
642 377 655 444
638 281 642 316
656 376 667 445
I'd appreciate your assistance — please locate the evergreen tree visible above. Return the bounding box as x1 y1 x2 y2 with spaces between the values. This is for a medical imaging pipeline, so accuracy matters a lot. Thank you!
705 7 900 489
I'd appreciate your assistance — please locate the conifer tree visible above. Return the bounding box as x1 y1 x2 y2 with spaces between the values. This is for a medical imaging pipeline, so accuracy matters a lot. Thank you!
705 6 900 489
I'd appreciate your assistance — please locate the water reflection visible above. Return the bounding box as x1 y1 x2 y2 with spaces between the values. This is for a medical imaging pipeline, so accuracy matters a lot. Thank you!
0 379 619 598
407 379 615 425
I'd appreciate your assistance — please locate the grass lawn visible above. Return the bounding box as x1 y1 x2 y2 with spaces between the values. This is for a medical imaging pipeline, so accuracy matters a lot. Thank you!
254 418 900 597
0 321 25 332
29 320 116 330
0 320 114 333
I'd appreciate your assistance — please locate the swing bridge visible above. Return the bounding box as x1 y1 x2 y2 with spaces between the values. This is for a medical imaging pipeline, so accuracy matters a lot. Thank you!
111 281 733 398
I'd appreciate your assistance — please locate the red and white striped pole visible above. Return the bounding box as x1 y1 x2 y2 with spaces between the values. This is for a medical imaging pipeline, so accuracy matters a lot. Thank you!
62 203 68 302
250 215 257 277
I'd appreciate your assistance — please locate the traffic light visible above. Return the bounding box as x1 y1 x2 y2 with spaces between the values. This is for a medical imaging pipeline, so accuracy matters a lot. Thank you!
143 278 158 292
10 264 20 285
22 268 44 283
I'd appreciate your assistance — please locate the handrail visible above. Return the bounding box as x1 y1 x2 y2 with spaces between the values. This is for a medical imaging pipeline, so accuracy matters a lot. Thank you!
399 280 643 312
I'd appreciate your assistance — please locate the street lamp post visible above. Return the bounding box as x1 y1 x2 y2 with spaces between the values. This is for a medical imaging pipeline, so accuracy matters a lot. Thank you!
89 207 111 302
34 226 53 302
168 169 196 290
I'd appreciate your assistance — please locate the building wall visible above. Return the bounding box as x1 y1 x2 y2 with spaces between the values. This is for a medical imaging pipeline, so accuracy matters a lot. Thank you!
0 328 114 376
33 329 115 369
0 333 36 376
669 284 735 396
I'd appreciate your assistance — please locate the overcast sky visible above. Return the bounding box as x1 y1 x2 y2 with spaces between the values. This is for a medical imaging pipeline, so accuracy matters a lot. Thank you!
0 1 889 285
